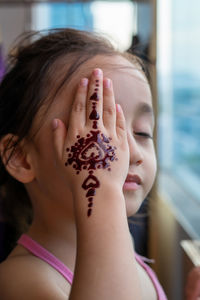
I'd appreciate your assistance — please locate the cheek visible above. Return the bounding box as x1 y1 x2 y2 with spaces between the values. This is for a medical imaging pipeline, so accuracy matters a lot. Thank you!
145 148 157 186
31 134 69 195
31 128 55 176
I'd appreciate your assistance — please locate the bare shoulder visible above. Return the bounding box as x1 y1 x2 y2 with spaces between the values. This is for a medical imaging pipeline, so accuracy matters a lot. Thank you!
0 250 71 300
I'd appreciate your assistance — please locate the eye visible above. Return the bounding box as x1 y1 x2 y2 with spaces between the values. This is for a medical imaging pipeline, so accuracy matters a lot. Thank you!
134 132 153 139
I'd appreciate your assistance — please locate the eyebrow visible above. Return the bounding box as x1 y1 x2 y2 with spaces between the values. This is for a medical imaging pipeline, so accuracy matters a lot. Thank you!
137 102 154 117
136 102 155 127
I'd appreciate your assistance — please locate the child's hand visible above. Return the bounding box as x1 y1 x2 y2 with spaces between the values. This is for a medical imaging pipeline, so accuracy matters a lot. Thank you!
52 68 129 216
53 68 142 300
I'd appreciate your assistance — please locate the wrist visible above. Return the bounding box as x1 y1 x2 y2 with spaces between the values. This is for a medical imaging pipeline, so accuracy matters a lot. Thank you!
73 182 126 220
73 181 124 204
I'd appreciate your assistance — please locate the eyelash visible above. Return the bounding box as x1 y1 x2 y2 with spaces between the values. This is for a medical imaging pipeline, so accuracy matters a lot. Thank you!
134 132 153 139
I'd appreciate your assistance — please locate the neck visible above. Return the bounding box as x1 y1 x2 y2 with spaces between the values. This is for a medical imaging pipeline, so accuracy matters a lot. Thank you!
26 189 77 272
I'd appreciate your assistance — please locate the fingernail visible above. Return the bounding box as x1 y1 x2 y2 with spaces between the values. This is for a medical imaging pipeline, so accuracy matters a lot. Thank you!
52 119 58 130
104 78 111 88
80 78 88 87
93 68 102 76
116 104 121 112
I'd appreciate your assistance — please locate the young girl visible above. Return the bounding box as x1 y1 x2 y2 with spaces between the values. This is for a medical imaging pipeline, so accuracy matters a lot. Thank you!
0 28 167 300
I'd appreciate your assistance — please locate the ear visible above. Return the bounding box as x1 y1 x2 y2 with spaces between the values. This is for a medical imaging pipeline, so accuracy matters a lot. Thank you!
0 134 35 183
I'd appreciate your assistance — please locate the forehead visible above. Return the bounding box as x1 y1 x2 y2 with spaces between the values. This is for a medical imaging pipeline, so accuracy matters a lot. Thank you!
83 55 152 112
83 55 154 124
54 54 153 117
33 54 153 136
45 55 151 112
64 54 151 102
76 54 147 82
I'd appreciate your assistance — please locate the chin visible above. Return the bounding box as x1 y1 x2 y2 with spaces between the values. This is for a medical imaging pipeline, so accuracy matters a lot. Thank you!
124 191 144 217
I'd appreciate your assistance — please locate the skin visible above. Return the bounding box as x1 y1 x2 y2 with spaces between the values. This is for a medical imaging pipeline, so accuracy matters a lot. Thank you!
27 54 156 218
0 55 157 299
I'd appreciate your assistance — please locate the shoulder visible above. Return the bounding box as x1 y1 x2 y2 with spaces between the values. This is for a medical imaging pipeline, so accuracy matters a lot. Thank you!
0 253 70 300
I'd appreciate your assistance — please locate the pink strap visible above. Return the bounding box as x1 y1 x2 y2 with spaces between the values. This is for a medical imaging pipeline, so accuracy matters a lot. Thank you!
18 234 73 285
135 253 167 300
18 234 167 298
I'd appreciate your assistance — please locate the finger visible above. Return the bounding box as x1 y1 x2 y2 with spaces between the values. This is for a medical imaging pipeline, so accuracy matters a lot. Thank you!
68 78 88 131
86 68 103 129
52 118 67 159
103 78 116 131
116 104 126 137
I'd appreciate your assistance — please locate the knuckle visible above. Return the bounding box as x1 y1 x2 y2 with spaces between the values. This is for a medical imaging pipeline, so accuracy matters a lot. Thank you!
103 105 114 116
117 119 126 131
118 123 126 131
73 101 85 113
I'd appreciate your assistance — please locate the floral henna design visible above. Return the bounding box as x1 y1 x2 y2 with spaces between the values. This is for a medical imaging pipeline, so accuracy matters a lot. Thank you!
65 83 117 217
65 130 117 217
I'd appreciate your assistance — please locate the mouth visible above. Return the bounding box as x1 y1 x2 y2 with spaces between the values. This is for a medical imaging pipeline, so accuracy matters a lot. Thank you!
123 174 142 191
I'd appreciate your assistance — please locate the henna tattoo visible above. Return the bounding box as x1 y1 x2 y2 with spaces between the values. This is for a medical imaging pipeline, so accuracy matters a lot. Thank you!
89 82 99 129
90 92 99 101
89 107 99 121
65 131 117 217
65 130 116 170
65 85 117 217
93 121 98 129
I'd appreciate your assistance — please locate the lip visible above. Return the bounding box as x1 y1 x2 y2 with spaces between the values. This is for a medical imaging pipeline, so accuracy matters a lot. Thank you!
123 174 142 191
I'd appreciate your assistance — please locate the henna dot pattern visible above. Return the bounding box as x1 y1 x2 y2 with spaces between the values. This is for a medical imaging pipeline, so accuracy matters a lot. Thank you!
65 130 117 217
90 92 99 101
89 86 100 129
92 121 98 129
65 85 117 217
89 108 99 121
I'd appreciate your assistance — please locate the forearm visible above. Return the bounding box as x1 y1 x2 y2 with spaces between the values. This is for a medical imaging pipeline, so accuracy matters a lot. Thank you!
69 186 142 300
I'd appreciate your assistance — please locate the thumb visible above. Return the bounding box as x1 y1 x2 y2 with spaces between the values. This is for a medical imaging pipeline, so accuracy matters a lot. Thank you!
52 118 67 159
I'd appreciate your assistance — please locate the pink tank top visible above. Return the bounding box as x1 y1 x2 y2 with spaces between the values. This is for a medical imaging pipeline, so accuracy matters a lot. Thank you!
18 234 167 300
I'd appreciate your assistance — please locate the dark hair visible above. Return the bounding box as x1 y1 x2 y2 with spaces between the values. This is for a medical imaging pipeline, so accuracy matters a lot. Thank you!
0 28 148 252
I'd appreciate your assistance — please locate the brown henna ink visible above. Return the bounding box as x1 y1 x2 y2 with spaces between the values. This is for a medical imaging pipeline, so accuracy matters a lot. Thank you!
90 92 99 101
65 130 117 216
65 87 117 217
89 108 99 120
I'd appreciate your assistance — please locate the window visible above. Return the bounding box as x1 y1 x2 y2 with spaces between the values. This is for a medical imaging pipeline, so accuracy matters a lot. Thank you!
31 1 135 51
157 0 200 237
32 2 93 31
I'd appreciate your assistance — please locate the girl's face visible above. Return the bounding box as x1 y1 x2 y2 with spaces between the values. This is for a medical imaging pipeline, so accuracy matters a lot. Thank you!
28 55 157 217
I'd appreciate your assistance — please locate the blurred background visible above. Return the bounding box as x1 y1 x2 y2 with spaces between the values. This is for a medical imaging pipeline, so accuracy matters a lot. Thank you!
0 0 200 299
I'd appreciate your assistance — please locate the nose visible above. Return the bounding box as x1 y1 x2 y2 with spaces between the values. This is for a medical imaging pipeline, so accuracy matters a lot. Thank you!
127 132 144 166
